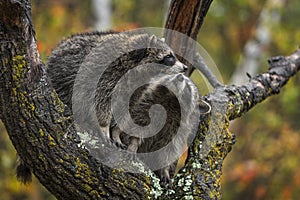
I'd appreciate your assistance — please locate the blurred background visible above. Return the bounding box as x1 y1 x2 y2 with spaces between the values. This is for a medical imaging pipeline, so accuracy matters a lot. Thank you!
0 0 299 199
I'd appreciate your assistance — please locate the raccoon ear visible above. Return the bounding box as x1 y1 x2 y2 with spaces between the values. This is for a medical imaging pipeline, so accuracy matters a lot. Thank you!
160 38 165 42
148 34 158 47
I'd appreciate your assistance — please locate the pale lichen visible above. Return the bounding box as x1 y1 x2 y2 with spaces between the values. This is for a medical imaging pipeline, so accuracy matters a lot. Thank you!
39 128 45 137
192 161 201 169
184 195 194 200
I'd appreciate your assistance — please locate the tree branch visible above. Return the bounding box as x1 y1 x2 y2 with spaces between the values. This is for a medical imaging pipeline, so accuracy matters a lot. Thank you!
165 0 213 39
164 0 222 87
164 0 213 65
1 0 300 199
224 50 300 120
0 1 154 199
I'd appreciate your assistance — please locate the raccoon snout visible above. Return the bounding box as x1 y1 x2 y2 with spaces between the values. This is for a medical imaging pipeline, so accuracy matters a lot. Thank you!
175 61 188 73
182 64 188 72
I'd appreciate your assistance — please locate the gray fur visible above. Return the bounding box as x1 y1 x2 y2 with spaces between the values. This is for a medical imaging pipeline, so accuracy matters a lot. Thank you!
46 31 199 183
117 73 200 182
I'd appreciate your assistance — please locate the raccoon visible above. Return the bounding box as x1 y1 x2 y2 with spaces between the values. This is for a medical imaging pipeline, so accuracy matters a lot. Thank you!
44 31 199 183
116 72 200 182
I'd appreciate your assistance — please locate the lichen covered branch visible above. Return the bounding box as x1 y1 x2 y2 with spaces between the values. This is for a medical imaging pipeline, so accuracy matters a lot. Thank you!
224 49 300 120
0 1 153 199
1 0 300 199
165 49 300 199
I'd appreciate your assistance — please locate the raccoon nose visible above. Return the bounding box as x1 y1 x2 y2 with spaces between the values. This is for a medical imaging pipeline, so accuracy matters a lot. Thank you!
182 64 188 72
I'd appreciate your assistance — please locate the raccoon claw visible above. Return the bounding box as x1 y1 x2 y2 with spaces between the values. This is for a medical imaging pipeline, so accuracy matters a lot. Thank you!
127 137 141 152
161 177 172 188
112 139 127 150
110 126 127 149
157 166 172 188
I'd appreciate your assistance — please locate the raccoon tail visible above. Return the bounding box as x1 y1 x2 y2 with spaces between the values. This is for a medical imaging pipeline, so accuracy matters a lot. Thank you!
16 155 32 184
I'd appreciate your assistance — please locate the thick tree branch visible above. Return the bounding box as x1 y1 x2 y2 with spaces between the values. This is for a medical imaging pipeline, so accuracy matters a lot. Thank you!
1 0 300 199
165 0 213 39
162 2 300 198
0 1 154 199
164 0 212 65
167 49 300 199
164 0 222 87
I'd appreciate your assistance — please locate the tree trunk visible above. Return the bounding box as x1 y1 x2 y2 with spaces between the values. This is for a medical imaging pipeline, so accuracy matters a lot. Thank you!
0 0 300 199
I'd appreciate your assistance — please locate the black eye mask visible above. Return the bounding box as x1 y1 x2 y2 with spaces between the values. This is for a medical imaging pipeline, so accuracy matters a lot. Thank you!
159 54 176 66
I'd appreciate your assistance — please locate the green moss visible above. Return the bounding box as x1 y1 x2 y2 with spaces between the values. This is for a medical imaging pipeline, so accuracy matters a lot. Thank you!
10 55 38 120
38 154 46 161
50 91 65 113
70 157 104 197
12 55 26 82
74 157 94 182
84 184 92 192
172 102 234 199
39 128 45 137
29 102 35 111
47 134 56 146
12 88 17 96
89 190 100 198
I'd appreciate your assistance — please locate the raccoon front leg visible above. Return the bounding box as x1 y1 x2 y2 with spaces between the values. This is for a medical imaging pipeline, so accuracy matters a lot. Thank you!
111 127 141 152
157 165 171 184
127 137 142 152
110 125 127 149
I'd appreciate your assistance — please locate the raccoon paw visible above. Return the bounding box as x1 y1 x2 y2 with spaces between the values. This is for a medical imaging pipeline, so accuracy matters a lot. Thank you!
110 126 126 150
156 166 173 188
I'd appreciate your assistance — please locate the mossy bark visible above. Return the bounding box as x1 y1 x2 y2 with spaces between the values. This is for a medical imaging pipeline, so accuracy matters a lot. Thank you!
0 0 300 199
0 1 152 199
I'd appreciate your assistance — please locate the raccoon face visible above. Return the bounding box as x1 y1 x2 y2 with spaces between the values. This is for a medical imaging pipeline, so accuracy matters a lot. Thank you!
148 37 188 74
158 52 188 74
138 47 187 75
128 34 188 75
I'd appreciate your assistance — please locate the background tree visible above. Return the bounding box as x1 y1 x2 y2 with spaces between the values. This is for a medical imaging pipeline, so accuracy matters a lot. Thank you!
0 0 300 199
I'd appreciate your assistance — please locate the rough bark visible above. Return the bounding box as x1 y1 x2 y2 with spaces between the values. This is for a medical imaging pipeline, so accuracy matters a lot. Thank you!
0 0 300 199
0 1 152 199
164 0 222 87
164 0 212 40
